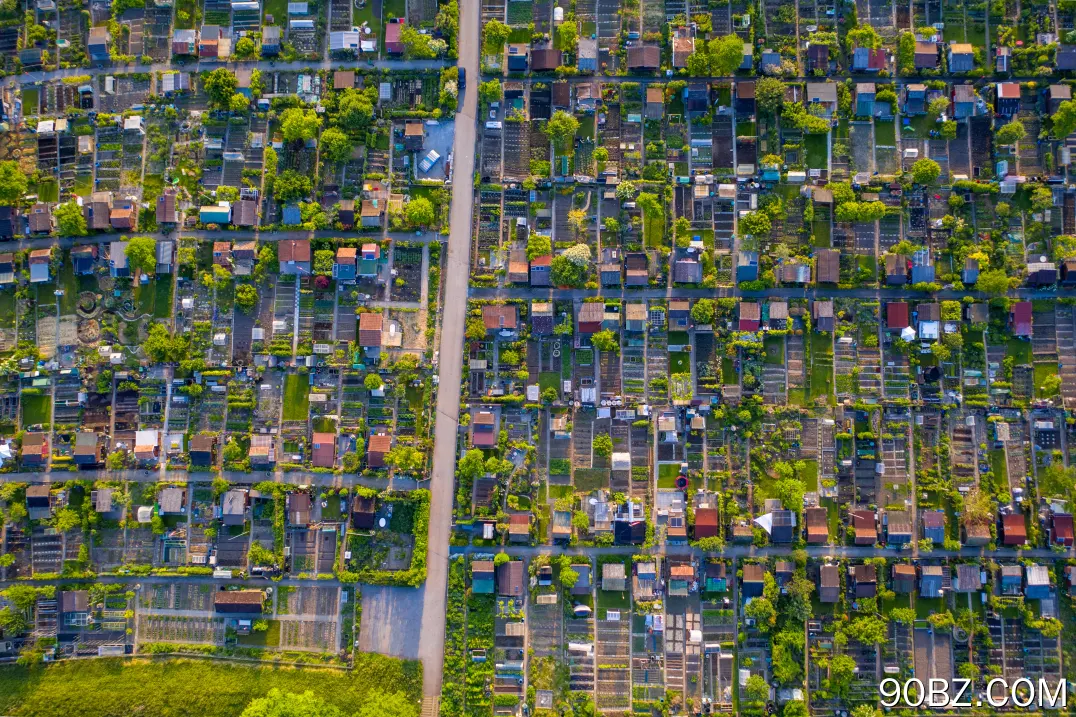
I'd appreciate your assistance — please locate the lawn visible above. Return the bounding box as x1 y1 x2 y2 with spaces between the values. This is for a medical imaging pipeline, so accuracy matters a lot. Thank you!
0 290 13 329
237 620 282 647
657 462 680 488
21 87 38 115
30 180 58 203
990 449 1008 484
282 374 309 421
383 0 405 21
809 332 834 400
804 133 828 170
915 597 946 618
874 120 896 146
539 372 560 393
595 558 630 617
669 351 691 374
1034 362 1058 398
72 174 93 198
1006 338 1032 365
176 0 199 27
574 468 609 492
21 393 51 426
0 655 421 717
763 336 784 365
799 459 818 492
56 260 79 315
812 219 831 248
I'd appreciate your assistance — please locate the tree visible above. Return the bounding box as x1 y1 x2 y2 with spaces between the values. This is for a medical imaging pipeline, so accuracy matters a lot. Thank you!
478 79 502 105
53 508 80 533
0 161 27 205
851 705 881 717
773 478 805 513
827 654 856 696
744 674 770 703
556 21 578 53
235 284 258 313
995 120 1026 146
526 234 552 260
1040 464 1076 498
1031 185 1054 213
849 615 888 644
385 446 425 473
234 36 256 59
125 236 157 275
975 268 1011 295
483 19 511 53
891 607 916 624
783 701 810 717
560 567 579 588
55 201 87 236
202 68 238 107
593 433 613 457
846 23 881 49
615 181 638 202
744 596 776 630
274 170 312 202
338 89 375 132
1052 99 1076 138
591 329 619 353
927 95 951 119
228 93 249 113
280 107 322 142
546 110 580 152
691 298 716 325
355 691 419 717
739 211 772 237
825 181 856 206
142 323 187 362
240 689 345 717
709 33 746 76
457 448 487 484
568 208 587 236
939 120 957 139
406 197 436 228
755 77 785 115
401 24 439 58
910 158 942 185
364 373 383 392
319 127 352 164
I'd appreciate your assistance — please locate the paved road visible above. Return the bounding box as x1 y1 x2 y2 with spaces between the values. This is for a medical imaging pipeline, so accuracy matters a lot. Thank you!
477 72 1069 84
470 286 1075 301
0 470 418 489
0 230 443 253
17 57 448 85
416 0 479 700
450 543 1076 560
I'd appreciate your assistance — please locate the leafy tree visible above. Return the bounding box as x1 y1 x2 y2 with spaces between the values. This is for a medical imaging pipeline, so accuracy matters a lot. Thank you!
995 120 1026 146
240 689 345 717
457 448 487 483
202 68 238 107
744 596 776 630
229 93 249 113
142 323 188 362
234 36 256 59
274 170 312 202
55 201 87 236
53 508 80 533
783 701 810 717
615 181 637 201
354 691 418 717
691 298 716 324
755 77 785 115
593 433 613 457
313 249 334 275
406 197 436 228
568 208 587 236
891 607 916 624
546 110 580 152
939 120 957 139
846 24 881 49
1040 464 1076 498
710 33 746 76
851 705 881 717
824 181 856 206
0 606 26 635
235 284 258 313
478 79 502 105
827 653 856 696
125 236 157 275
744 674 770 702
280 107 322 142
910 158 942 185
1052 99 1076 138
556 21 578 52
401 24 438 58
927 95 950 119
560 567 579 588
527 234 552 260
0 161 27 205
975 268 1011 295
483 19 510 53
773 478 805 512
591 329 619 353
337 89 375 132
739 211 772 237
385 446 425 473
849 615 888 644
1031 185 1054 213
319 127 353 164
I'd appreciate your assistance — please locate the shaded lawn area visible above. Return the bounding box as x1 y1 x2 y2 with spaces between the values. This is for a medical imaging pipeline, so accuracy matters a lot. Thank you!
799 459 818 492
669 351 690 374
282 374 310 421
56 260 79 315
812 219 831 248
763 336 784 365
21 393 51 426
0 290 14 328
539 372 560 393
804 133 828 170
915 596 946 618
1034 362 1058 398
821 497 840 539
0 656 421 717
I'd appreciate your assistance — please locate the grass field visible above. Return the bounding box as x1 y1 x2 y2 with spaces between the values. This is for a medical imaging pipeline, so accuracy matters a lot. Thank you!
799 459 818 492
669 351 690 374
282 374 309 421
763 336 784 365
874 120 896 146
539 372 560 393
21 393 51 426
657 462 680 488
0 655 421 717
809 332 833 401
1006 338 1032 365
804 133 828 170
